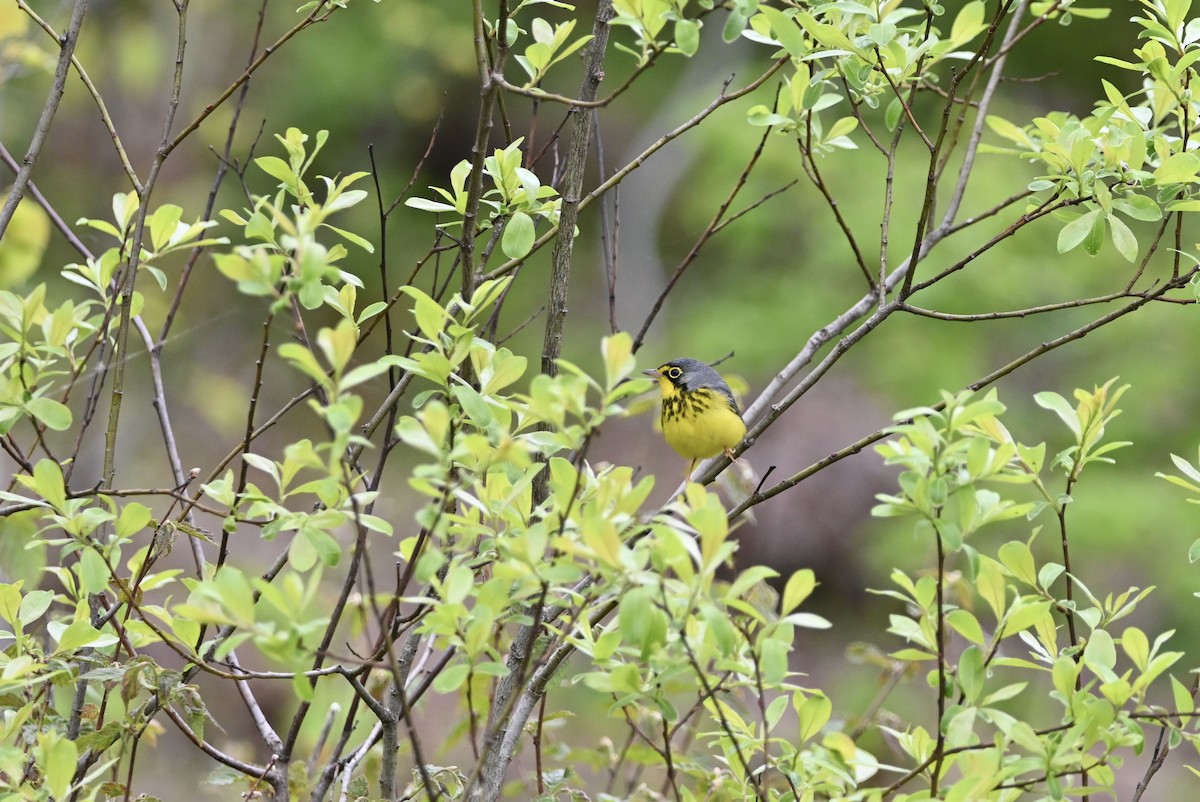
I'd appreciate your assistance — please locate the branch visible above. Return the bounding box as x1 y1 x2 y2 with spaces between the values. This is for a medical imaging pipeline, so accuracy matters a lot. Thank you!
482 57 789 281
101 0 189 491
728 269 1197 518
531 0 615 515
459 0 507 298
0 0 90 239
164 1 339 156
938 0 1032 231
633 112 779 352
14 0 138 190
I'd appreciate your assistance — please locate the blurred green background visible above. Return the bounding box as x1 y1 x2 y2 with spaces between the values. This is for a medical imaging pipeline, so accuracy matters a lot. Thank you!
4 0 1200 795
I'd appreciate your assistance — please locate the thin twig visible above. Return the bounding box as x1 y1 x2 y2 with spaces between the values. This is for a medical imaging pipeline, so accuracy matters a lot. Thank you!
0 0 91 238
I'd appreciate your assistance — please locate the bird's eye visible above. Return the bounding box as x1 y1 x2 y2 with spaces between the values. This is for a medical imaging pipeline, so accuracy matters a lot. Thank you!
666 367 682 379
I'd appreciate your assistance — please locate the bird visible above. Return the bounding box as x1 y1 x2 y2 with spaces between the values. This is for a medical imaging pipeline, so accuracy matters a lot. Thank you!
643 357 747 480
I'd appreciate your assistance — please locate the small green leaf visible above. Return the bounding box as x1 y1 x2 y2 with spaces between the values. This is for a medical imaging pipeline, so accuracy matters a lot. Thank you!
675 18 700 56
399 286 450 340
278 343 332 387
1155 152 1200 184
24 459 67 511
116 503 153 540
18 589 53 626
1056 209 1101 254
404 197 457 213
957 646 985 703
433 663 470 693
796 693 832 742
148 204 184 251
33 732 77 801
781 568 816 615
25 397 72 431
501 211 536 259
949 0 985 45
1107 213 1138 262
601 332 635 390
1121 627 1149 670
1112 194 1161 221
255 156 297 187
1084 629 1116 672
1034 391 1080 437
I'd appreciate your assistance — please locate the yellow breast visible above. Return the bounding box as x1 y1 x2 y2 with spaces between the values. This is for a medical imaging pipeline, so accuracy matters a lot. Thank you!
658 385 746 460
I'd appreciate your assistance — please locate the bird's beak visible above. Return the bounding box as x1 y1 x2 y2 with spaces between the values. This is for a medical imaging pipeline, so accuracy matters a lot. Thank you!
642 368 661 378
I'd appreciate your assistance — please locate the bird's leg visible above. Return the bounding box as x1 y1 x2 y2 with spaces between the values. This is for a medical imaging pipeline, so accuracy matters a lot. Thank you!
685 458 697 485
723 446 738 462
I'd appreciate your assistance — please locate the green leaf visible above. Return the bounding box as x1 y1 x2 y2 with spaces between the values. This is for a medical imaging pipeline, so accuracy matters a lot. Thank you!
722 8 748 42
1107 213 1138 262
148 204 183 251
1052 654 1078 697
501 211 536 259
985 115 1032 148
949 0 985 45
997 540 1038 586
405 197 457 213
116 503 153 539
760 636 789 684
0 195 50 287
1056 209 1101 254
796 693 831 742
1034 391 1080 437
675 18 700 56
53 618 116 653
885 98 903 131
1154 152 1200 184
824 116 859 143
322 224 375 253
316 319 357 374
399 285 450 340
25 397 72 431
1121 626 1149 670
255 156 297 187
18 589 53 625
759 7 808 60
23 459 67 511
946 609 984 644
357 301 388 324
1003 599 1052 635
278 343 332 387
1084 629 1116 673
1112 194 1162 221
781 568 816 615
213 567 256 624
601 331 635 390
957 646 985 703
433 663 470 693
1172 675 1195 714
33 732 77 801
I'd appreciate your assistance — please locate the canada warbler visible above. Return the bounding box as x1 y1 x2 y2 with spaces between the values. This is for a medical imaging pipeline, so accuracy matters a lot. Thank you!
644 358 746 478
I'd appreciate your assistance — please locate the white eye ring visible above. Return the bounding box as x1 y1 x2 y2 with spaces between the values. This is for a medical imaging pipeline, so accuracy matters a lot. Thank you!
667 367 682 378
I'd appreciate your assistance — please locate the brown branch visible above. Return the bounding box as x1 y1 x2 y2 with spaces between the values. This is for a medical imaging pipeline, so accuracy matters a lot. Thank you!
0 0 90 238
728 269 1197 518
164 1 339 156
482 57 789 282
633 107 779 352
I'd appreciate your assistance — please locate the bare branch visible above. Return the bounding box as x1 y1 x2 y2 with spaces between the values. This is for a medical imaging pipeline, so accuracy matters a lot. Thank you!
0 0 90 238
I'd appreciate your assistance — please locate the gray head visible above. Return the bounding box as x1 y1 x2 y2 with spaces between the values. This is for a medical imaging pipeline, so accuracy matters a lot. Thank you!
643 357 740 412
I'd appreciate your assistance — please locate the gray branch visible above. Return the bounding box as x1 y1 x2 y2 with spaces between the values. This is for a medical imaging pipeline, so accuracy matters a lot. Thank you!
0 0 90 239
